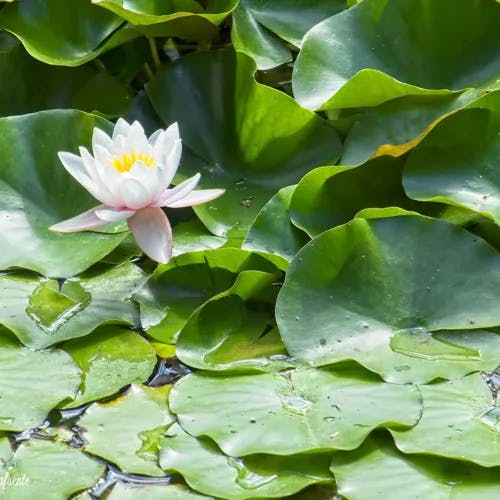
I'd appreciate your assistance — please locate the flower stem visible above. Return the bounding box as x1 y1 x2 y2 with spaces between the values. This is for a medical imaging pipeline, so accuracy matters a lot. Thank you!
147 36 161 70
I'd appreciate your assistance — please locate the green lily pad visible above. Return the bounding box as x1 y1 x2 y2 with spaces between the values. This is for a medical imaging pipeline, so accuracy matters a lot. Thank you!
107 482 210 500
392 373 500 467
134 248 278 343
93 0 236 26
0 332 81 431
172 220 226 257
169 367 421 456
293 0 500 110
0 110 128 277
290 157 425 237
0 439 104 500
159 423 333 499
0 45 131 118
331 434 500 500
243 185 309 269
0 0 139 66
62 326 157 407
80 384 174 476
147 50 341 238
276 214 500 382
341 90 482 166
176 270 291 372
404 91 500 223
232 0 345 69
0 263 146 348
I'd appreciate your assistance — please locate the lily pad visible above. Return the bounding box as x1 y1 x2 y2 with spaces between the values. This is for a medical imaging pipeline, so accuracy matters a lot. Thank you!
243 185 309 269
404 91 500 223
159 423 333 499
232 0 345 69
0 45 131 118
276 214 500 381
0 333 81 431
176 270 290 372
147 50 341 238
107 482 210 500
80 384 174 476
293 0 500 110
135 248 278 343
0 110 128 277
0 262 146 348
169 367 422 456
392 373 500 467
0 439 104 500
331 434 500 500
62 326 157 407
0 0 139 66
172 220 226 257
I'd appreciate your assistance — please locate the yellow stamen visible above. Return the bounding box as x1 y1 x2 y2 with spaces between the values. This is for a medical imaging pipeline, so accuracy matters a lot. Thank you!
111 152 155 173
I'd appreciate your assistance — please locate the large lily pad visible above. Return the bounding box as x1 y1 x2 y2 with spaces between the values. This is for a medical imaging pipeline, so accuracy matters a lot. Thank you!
0 110 128 277
331 434 500 500
404 91 500 223
0 263 146 348
80 384 174 476
107 482 209 500
0 0 138 66
176 270 291 372
232 0 345 69
159 423 333 499
243 185 309 269
0 45 131 118
169 367 421 456
147 50 341 238
0 332 81 431
135 248 278 342
276 214 500 382
63 326 157 407
293 0 500 110
0 439 104 500
392 373 500 467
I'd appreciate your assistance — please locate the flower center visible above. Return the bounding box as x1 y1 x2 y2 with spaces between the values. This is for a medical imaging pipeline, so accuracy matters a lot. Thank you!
110 152 155 173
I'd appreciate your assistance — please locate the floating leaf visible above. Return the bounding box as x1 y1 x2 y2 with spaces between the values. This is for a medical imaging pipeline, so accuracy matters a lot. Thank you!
169 367 421 456
63 326 156 407
0 263 146 348
276 214 500 382
176 270 290 372
0 332 81 431
147 50 341 238
0 439 104 500
107 482 210 500
392 373 500 467
0 0 138 66
160 423 333 499
331 434 500 500
293 0 500 110
80 384 173 476
243 185 309 269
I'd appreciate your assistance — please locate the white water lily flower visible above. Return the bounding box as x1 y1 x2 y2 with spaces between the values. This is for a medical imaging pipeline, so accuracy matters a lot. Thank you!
49 118 224 263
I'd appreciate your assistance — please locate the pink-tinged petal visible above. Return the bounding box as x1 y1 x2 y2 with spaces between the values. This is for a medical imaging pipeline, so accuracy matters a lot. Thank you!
94 207 136 222
128 207 172 264
49 205 108 233
153 173 201 207
112 118 131 140
119 177 152 209
165 188 225 208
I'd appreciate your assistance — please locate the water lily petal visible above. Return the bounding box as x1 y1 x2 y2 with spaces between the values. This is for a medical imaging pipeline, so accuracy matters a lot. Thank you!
92 127 113 156
49 205 108 233
148 128 163 146
153 173 201 207
163 139 182 186
165 188 225 208
129 120 150 153
94 207 136 222
163 122 180 151
127 207 172 264
112 117 131 140
119 177 152 209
